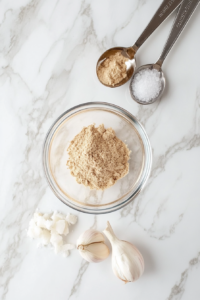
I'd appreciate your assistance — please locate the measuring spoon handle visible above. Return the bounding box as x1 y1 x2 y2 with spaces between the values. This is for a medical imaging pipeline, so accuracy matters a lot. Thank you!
133 0 182 51
157 0 200 66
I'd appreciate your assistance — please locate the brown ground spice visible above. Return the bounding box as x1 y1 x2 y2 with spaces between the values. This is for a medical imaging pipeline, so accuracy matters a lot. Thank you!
67 124 130 190
97 52 128 86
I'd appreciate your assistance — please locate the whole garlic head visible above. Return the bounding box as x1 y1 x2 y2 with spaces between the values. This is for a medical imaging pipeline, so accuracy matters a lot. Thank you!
103 221 144 283
77 229 110 263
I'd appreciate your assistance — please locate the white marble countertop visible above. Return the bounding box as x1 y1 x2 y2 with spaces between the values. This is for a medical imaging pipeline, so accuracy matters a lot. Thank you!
1 0 200 299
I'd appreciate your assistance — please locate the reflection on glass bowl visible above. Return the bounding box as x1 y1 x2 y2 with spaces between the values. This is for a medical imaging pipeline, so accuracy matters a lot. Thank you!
43 102 152 214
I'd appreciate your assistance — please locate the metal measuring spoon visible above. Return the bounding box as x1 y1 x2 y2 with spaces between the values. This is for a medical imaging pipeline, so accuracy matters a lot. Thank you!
96 0 182 88
130 0 200 105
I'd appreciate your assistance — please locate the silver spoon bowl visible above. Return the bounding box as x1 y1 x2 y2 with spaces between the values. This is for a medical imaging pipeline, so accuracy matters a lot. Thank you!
129 64 166 105
96 47 136 88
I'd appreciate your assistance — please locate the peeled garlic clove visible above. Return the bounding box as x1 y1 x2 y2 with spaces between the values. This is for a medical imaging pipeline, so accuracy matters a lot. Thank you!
55 220 66 235
50 227 57 235
45 219 54 230
63 221 69 236
103 221 144 283
51 211 65 222
66 213 77 225
37 216 47 229
77 229 110 263
32 224 43 238
40 229 51 245
50 233 63 247
78 243 110 263
43 213 51 219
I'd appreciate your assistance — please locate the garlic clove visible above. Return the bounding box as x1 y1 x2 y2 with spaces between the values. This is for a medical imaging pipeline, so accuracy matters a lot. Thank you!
77 229 110 263
43 213 51 220
55 220 66 235
50 228 57 236
45 219 54 230
50 233 63 247
63 221 69 236
41 229 51 246
78 243 110 263
37 215 47 229
33 224 43 238
51 211 65 222
77 229 105 247
66 213 77 225
103 221 144 283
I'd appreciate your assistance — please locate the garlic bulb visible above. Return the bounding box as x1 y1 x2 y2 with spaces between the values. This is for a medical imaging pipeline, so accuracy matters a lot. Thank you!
103 221 144 283
77 229 110 263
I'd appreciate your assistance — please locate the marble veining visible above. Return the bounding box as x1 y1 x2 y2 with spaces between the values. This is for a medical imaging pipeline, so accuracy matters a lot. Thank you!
0 0 200 299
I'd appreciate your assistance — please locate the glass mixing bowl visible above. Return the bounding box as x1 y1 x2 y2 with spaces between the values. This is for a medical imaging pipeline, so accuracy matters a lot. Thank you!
43 102 152 214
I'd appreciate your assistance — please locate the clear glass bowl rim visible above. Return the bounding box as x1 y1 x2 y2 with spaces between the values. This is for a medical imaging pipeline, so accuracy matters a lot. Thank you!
42 102 152 214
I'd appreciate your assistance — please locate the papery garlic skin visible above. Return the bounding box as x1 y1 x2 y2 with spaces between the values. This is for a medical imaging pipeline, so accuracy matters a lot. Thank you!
103 222 144 283
77 229 110 263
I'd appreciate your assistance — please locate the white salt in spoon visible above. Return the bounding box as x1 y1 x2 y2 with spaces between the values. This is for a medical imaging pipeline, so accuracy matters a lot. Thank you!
130 0 200 105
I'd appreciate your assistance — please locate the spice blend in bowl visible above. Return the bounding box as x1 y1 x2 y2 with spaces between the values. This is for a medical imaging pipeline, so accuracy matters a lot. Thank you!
67 124 130 190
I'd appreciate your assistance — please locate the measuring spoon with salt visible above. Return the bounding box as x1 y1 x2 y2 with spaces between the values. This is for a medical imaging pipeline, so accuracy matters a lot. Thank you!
130 0 200 105
96 0 182 88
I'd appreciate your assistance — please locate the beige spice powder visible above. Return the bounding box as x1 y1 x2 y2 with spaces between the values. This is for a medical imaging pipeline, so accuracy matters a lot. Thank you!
67 124 130 190
97 52 129 86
